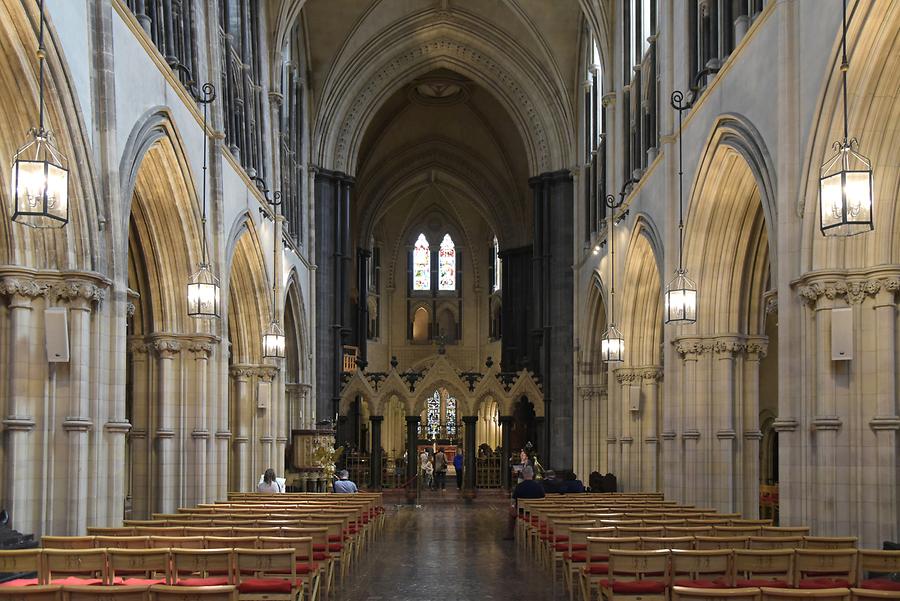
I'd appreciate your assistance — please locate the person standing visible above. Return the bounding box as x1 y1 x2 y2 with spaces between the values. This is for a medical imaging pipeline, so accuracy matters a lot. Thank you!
423 457 434 490
433 447 448 491
453 451 464 490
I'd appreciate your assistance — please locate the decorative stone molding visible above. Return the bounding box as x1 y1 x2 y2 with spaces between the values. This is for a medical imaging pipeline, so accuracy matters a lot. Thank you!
772 418 798 432
606 437 617 444
126 302 136 317
52 280 106 305
640 367 663 382
230 365 256 379
620 436 634 444
812 416 842 431
259 436 275 444
683 430 701 440
153 339 182 358
2 417 36 431
155 429 175 439
714 338 745 356
644 436 658 444
869 416 900 431
716 429 737 439
256 366 280 382
764 290 778 314
127 339 151 354
614 368 640 385
743 429 764 440
674 338 704 357
215 430 233 440
661 431 677 440
0 278 48 299
189 341 214 357
105 421 132 434
62 418 93 432
745 339 769 358
130 428 148 439
192 429 210 439
793 267 900 307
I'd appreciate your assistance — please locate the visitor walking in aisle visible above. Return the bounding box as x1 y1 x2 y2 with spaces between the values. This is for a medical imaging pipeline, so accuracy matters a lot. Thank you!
434 447 448 490
454 451 464 489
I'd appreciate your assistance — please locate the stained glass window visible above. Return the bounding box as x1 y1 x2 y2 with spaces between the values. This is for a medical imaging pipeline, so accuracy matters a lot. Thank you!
413 233 430 291
426 390 441 438
446 393 457 436
438 234 456 291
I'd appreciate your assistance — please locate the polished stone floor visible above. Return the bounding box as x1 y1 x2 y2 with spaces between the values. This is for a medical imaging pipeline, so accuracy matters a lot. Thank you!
339 491 564 601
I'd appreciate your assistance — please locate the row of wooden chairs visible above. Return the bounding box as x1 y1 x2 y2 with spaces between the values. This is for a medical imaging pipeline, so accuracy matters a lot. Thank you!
578 547 900 601
0 547 311 601
0 583 238 601
672 585 896 601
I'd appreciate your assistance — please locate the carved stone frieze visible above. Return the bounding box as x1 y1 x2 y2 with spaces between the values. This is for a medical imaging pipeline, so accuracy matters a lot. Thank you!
0 278 48 299
153 339 182 358
52 280 106 305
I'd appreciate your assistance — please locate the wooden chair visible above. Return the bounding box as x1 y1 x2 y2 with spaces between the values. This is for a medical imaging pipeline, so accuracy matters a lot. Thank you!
149 536 205 550
0 585 62 600
672 586 761 601
761 527 811 538
40 537 94 550
62 584 151 600
232 527 279 538
233 548 296 601
170 548 233 587
136 528 186 538
749 537 806 550
617 526 665 538
803 538 858 550
549 520 597 590
41 548 107 585
733 549 795 588
108 548 170 586
760 588 851 601
299 520 348 587
855 550 900 592
714 527 762 538
669 526 715 538
688 519 731 527
281 527 333 599
564 528 617 601
641 537 695 551
850 589 900 601
695 536 749 550
149 584 238 600
670 549 733 588
258 537 320 601
0 549 45 587
87 527 136 536
794 549 858 589
184 527 232 538
598 549 670 601
731 520 773 528
95 536 151 549
580 538 641 601
203 536 257 550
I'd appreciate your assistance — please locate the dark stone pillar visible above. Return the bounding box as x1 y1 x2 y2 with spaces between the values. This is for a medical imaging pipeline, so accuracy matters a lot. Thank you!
462 416 477 499
528 170 574 470
405 416 420 502
499 415 513 490
314 169 354 423
356 248 371 363
500 246 533 371
534 416 546 471
369 415 383 490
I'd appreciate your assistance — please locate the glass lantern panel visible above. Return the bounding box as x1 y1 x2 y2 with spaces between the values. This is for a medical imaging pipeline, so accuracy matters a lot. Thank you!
188 281 219 317
13 160 47 211
601 336 624 363
820 172 844 230
45 162 68 221
844 170 872 223
263 333 286 358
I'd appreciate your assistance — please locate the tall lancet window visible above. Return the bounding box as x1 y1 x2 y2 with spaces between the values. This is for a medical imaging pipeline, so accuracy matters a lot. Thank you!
492 236 501 292
413 233 431 291
426 390 441 438
438 233 456 291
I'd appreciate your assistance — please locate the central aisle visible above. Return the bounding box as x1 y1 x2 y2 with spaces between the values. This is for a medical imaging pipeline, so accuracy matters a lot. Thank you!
339 496 562 601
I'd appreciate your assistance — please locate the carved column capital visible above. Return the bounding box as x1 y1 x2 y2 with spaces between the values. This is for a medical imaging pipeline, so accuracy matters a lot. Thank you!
230 365 256 379
614 368 639 385
52 280 106 307
189 341 214 358
674 338 703 358
0 277 48 302
640 367 663 383
153 338 182 358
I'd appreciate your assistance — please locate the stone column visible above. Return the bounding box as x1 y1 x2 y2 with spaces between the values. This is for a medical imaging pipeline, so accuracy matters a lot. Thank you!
462 416 478 499
615 369 636 491
369 415 383 490
641 368 661 492
0 279 45 535
743 340 767 518
499 415 513 489
676 340 701 505
190 341 212 505
871 281 899 543
257 366 278 477
127 339 151 518
61 287 96 534
528 170 574 467
153 338 181 514
230 366 253 492
405 416 419 502
812 294 838 534
713 338 741 512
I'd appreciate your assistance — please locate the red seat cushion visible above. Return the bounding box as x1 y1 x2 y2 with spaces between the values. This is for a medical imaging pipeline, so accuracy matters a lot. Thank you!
798 577 851 589
736 578 792 588
0 578 40 587
860 579 900 591
673 578 731 589
50 577 104 586
599 580 668 594
328 543 342 552
237 578 293 593
295 562 319 575
583 564 610 575
175 577 230 586
312 552 329 562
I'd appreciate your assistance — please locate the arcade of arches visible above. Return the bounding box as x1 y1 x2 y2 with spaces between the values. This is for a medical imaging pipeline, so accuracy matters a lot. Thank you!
0 0 896 559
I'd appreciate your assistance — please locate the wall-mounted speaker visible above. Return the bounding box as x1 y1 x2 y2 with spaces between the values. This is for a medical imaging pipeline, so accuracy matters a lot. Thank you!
45 307 70 363
831 307 853 361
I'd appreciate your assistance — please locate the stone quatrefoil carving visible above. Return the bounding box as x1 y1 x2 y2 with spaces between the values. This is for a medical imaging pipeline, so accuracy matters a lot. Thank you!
332 38 551 173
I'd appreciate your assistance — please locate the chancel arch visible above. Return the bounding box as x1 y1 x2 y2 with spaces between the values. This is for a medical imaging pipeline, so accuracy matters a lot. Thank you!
284 270 312 431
